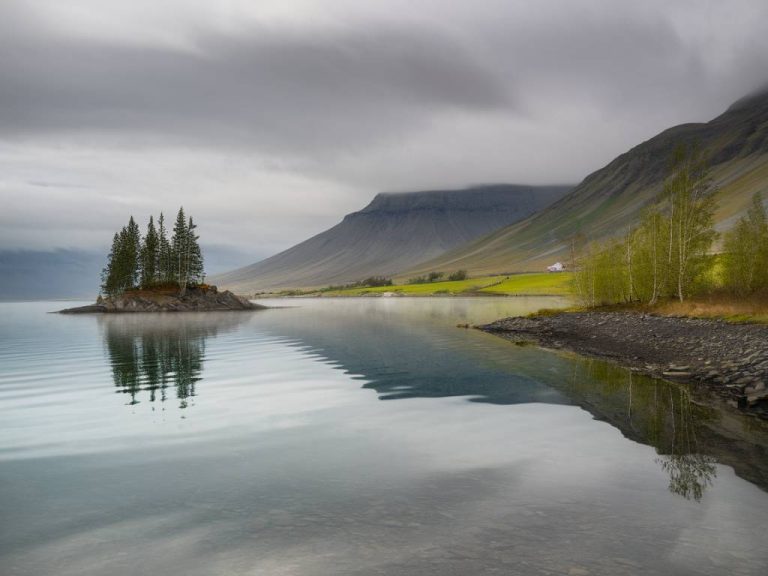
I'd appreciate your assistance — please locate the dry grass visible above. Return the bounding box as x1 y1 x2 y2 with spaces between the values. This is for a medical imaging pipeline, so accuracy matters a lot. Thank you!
577 294 768 324
651 294 768 324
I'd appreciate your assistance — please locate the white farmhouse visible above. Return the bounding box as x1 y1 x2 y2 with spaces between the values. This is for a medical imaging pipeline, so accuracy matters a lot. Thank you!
547 262 565 272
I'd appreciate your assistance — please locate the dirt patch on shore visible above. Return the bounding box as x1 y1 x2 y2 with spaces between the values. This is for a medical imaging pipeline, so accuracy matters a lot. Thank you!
481 311 768 419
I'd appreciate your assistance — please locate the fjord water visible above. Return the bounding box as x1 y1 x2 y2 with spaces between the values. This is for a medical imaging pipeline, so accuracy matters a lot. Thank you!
1 298 767 575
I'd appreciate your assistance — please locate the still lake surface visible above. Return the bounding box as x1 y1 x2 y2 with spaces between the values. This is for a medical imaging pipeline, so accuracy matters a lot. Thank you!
1 297 768 575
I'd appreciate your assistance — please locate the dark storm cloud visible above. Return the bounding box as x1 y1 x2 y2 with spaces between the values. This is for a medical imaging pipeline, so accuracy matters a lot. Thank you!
0 17 511 152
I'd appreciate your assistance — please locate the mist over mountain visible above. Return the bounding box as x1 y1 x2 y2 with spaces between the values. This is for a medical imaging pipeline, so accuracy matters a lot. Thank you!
213 185 570 293
406 89 768 277
0 250 103 301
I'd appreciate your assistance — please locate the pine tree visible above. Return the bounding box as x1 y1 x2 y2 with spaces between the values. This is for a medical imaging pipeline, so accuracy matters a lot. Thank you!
157 212 171 283
101 232 122 296
171 207 188 293
141 216 159 288
101 208 206 297
186 217 204 284
125 216 142 289
115 226 132 292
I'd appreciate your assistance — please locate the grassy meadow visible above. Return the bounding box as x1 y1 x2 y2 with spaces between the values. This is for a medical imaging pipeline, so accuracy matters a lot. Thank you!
315 272 574 297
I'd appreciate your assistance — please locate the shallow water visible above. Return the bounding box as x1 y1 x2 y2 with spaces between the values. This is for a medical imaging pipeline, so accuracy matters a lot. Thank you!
1 297 767 576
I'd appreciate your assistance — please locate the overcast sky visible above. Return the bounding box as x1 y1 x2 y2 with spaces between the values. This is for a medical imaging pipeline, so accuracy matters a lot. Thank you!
1 0 767 262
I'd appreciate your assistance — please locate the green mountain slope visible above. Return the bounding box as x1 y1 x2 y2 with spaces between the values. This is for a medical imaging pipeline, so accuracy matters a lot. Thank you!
403 90 768 277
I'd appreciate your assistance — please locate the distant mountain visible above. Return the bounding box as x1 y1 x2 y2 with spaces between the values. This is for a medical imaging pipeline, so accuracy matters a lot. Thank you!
405 89 768 276
0 250 103 301
212 185 571 293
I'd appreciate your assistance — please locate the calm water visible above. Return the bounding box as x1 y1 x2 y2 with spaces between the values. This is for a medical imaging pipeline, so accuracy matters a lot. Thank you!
1 297 768 576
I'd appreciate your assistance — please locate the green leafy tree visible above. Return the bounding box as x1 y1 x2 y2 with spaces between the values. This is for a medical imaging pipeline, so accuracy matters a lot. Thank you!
723 192 768 295
663 146 718 302
576 145 718 305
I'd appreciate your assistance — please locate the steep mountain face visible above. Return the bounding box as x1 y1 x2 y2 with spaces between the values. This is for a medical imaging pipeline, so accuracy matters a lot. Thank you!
405 89 768 277
213 185 570 292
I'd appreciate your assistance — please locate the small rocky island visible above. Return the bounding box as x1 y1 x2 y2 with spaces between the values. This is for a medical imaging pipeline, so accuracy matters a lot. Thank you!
59 207 264 314
60 284 263 314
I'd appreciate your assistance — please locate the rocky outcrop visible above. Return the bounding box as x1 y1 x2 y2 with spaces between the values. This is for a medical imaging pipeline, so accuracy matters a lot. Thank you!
481 311 768 418
59 285 265 313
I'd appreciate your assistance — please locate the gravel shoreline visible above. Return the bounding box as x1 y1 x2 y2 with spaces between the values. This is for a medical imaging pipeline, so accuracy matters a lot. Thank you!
480 311 768 419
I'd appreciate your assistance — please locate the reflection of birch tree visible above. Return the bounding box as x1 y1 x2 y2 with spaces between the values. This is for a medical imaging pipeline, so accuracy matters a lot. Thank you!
566 358 716 500
655 387 716 501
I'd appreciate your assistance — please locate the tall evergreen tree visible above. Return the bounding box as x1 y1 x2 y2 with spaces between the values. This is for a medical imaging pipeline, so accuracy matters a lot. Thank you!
101 232 122 296
171 207 189 292
186 217 204 284
157 212 171 283
125 216 142 289
141 216 159 287
101 208 205 297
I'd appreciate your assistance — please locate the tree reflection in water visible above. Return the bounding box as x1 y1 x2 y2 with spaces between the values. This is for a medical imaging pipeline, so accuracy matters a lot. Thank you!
100 313 247 409
562 359 717 501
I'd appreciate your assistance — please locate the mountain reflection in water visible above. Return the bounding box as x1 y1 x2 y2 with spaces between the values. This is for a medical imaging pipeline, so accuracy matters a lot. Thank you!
2 299 768 575
96 299 767 499
253 299 766 499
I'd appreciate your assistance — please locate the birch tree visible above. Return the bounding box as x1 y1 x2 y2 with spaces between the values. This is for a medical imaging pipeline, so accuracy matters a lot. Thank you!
663 146 718 302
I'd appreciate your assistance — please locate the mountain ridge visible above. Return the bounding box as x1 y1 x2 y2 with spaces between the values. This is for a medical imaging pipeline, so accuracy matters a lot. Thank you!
402 90 768 277
212 184 571 293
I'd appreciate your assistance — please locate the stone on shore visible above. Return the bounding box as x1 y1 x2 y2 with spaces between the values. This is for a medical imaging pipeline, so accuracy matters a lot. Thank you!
480 311 768 418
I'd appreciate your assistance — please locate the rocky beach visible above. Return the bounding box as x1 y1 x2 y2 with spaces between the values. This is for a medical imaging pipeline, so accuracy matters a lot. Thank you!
481 311 768 418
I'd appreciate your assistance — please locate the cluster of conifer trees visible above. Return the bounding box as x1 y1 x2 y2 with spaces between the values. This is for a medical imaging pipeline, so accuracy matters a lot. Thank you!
574 146 768 306
101 207 203 296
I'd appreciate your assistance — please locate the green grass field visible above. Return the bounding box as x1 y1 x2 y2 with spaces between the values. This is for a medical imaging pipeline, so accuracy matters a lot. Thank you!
318 272 573 297
477 272 573 295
